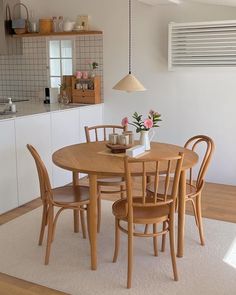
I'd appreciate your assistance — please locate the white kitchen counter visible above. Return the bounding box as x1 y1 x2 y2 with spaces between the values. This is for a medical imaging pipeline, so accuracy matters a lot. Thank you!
0 101 94 120
0 102 104 214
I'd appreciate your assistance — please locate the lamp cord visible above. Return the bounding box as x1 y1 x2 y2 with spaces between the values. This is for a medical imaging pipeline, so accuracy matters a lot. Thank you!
129 0 132 75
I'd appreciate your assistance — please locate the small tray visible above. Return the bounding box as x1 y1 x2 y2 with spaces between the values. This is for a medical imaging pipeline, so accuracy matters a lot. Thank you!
106 143 132 154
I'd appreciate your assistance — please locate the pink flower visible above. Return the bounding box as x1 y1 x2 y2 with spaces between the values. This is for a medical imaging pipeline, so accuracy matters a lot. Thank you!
121 117 129 127
144 118 153 129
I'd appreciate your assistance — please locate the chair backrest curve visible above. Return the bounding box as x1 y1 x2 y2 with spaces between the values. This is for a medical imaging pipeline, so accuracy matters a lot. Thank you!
124 153 184 217
84 124 127 143
184 135 215 189
27 144 53 204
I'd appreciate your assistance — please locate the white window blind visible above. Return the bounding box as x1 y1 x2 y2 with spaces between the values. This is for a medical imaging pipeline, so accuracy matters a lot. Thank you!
168 20 236 70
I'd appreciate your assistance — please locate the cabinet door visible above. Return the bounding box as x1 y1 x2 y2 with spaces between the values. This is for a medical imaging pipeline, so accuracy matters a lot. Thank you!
0 120 18 213
15 114 52 205
51 109 79 187
79 104 104 143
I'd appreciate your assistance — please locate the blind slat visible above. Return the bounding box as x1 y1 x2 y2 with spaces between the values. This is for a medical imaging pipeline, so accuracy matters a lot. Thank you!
169 21 236 69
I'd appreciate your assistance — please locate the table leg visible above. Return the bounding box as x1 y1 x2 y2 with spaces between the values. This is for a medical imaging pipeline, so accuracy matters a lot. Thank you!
89 174 98 270
177 170 186 258
73 172 80 233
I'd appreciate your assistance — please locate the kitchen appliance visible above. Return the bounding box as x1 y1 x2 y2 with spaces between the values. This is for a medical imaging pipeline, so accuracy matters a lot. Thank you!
44 88 50 104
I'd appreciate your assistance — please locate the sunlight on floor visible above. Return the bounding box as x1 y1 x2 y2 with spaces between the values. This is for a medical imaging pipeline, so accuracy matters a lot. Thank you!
223 237 236 269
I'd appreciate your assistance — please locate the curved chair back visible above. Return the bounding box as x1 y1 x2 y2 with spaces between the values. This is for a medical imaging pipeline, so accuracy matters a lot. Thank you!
184 135 215 190
85 124 127 142
124 153 184 215
27 144 53 204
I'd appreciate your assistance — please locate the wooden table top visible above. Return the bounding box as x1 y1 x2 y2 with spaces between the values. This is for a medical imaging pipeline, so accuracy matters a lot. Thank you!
52 141 198 176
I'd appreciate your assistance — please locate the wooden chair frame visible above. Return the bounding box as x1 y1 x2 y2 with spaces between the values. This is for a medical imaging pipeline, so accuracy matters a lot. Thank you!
112 153 184 288
27 144 90 265
84 124 127 232
147 135 215 248
183 135 215 245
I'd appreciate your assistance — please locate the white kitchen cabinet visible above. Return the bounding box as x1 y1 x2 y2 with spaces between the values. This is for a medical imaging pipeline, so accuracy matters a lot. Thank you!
15 113 52 205
51 109 79 187
0 103 104 213
0 119 18 214
79 104 104 143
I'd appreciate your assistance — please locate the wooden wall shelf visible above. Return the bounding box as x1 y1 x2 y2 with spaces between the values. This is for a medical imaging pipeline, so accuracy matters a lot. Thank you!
12 30 103 38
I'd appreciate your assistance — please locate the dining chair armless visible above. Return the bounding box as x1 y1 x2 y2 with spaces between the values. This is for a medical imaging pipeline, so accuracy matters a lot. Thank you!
84 124 127 232
147 135 215 248
112 153 184 288
27 144 91 265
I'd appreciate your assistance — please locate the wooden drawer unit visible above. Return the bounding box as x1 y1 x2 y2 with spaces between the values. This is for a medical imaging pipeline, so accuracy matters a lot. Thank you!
70 76 101 104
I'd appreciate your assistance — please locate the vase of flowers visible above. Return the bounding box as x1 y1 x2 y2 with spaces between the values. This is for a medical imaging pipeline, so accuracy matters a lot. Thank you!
121 110 162 151
88 61 99 78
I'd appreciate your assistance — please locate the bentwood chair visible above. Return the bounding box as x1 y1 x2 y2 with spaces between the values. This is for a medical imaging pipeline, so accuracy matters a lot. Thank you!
147 135 215 248
112 153 184 288
27 144 91 265
84 124 127 232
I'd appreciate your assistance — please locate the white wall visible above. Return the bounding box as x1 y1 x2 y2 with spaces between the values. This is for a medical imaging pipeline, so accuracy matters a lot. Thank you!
24 0 236 185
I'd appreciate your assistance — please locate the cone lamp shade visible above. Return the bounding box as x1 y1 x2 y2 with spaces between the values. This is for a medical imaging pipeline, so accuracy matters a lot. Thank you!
113 0 146 92
113 73 146 92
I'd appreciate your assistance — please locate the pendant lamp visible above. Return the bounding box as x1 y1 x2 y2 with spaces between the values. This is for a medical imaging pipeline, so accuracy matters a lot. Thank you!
113 0 146 92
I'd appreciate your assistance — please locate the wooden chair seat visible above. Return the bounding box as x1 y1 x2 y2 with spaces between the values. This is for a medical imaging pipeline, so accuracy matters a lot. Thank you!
53 185 90 206
112 197 169 224
147 180 197 198
97 177 125 186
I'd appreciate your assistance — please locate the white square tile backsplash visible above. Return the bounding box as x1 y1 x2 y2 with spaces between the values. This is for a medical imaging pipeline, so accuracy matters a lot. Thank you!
0 35 103 102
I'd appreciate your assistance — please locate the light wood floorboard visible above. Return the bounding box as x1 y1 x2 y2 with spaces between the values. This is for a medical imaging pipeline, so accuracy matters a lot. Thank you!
0 181 235 294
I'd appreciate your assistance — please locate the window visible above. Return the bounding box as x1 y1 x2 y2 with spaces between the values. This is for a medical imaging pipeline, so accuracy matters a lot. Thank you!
48 39 74 87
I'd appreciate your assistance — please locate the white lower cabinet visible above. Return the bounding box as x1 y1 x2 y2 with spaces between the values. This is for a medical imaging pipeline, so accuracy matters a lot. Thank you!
0 120 18 214
15 113 52 205
51 109 79 187
0 104 104 213
79 104 104 143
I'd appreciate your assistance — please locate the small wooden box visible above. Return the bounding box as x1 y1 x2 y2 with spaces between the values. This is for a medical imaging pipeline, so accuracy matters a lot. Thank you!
71 76 101 104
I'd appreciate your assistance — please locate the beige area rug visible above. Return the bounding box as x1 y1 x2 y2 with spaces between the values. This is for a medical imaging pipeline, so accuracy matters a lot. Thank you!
0 201 236 295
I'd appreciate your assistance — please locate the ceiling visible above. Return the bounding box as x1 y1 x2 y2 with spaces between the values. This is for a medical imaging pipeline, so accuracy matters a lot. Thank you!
139 0 236 7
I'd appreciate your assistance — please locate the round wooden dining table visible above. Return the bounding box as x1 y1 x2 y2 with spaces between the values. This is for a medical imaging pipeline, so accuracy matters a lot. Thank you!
52 141 198 270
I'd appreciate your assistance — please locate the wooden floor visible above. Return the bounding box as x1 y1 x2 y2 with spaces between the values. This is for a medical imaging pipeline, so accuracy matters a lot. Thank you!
0 181 235 295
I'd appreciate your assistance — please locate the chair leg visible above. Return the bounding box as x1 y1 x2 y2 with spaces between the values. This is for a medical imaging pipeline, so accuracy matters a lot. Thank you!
196 193 205 246
113 218 120 263
161 221 167 252
169 212 178 281
80 207 87 239
153 224 158 257
144 224 149 234
86 206 91 244
120 184 126 199
127 220 133 289
45 206 54 265
189 198 199 227
97 194 102 233
38 204 47 246
73 209 80 233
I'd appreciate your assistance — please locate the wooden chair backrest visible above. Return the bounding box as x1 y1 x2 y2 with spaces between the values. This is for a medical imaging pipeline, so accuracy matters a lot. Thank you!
184 135 215 190
124 153 184 217
84 124 127 142
27 144 53 204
